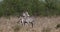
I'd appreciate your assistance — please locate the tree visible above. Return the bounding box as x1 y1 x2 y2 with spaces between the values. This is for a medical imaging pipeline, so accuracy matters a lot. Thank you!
44 0 57 16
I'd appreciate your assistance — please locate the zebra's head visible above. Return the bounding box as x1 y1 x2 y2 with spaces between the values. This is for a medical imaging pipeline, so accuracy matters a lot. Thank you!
22 11 30 17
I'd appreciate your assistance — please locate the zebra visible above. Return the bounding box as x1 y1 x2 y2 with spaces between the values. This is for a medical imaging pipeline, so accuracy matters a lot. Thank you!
17 11 35 27
17 16 35 28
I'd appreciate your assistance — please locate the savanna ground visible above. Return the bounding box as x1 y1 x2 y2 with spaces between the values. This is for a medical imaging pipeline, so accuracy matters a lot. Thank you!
0 16 60 32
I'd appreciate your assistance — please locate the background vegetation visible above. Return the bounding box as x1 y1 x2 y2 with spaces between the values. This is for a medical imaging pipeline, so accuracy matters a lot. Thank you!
0 0 60 16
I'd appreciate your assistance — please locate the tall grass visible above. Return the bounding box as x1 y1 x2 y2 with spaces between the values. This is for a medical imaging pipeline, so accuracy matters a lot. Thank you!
13 24 22 32
42 27 51 32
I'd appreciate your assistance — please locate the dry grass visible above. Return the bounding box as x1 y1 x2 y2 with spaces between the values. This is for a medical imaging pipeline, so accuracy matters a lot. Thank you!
13 24 22 32
0 16 60 32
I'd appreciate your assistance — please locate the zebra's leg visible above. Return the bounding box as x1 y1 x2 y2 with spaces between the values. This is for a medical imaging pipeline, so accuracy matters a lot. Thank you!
30 22 33 28
23 21 27 26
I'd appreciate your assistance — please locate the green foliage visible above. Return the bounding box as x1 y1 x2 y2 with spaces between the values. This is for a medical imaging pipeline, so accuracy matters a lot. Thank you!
0 0 60 16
